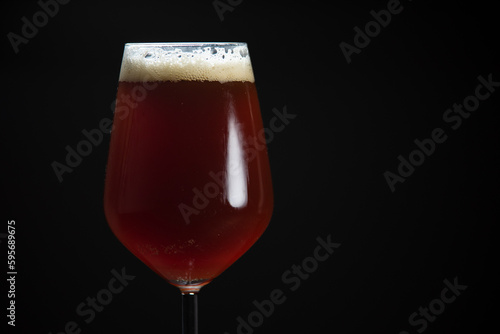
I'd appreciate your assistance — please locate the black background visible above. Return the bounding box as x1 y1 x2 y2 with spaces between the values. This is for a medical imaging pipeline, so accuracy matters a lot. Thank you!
2 0 499 333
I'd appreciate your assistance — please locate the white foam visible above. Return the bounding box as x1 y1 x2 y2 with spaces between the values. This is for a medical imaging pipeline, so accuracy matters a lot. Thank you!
119 43 255 83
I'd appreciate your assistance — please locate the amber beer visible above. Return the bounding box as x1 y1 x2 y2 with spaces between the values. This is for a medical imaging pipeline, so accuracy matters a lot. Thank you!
104 44 273 292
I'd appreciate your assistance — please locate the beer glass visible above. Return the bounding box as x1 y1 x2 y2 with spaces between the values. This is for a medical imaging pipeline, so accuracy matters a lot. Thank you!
104 42 273 333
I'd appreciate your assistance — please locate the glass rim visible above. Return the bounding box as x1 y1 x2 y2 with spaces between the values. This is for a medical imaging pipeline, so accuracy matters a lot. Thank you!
124 42 248 47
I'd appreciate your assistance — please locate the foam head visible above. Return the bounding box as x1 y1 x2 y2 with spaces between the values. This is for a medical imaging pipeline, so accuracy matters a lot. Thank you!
119 43 255 83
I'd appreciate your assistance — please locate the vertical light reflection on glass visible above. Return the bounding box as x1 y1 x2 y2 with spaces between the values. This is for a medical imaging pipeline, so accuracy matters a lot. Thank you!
226 113 248 208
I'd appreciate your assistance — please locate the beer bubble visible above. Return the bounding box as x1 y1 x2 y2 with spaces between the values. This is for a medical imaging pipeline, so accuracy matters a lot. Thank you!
239 48 248 57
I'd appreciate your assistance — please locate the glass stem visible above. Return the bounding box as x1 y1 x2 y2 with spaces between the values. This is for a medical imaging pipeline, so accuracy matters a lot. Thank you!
182 292 198 334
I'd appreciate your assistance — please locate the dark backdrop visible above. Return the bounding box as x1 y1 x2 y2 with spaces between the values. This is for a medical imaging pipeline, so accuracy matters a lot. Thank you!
2 1 499 333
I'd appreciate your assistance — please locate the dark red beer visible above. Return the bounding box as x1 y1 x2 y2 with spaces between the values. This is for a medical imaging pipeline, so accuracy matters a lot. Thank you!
104 79 273 292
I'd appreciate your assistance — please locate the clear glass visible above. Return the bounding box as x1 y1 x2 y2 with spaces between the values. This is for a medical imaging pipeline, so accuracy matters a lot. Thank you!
103 42 273 333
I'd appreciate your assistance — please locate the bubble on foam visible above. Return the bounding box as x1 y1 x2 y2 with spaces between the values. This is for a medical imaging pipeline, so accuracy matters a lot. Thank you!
119 44 255 83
